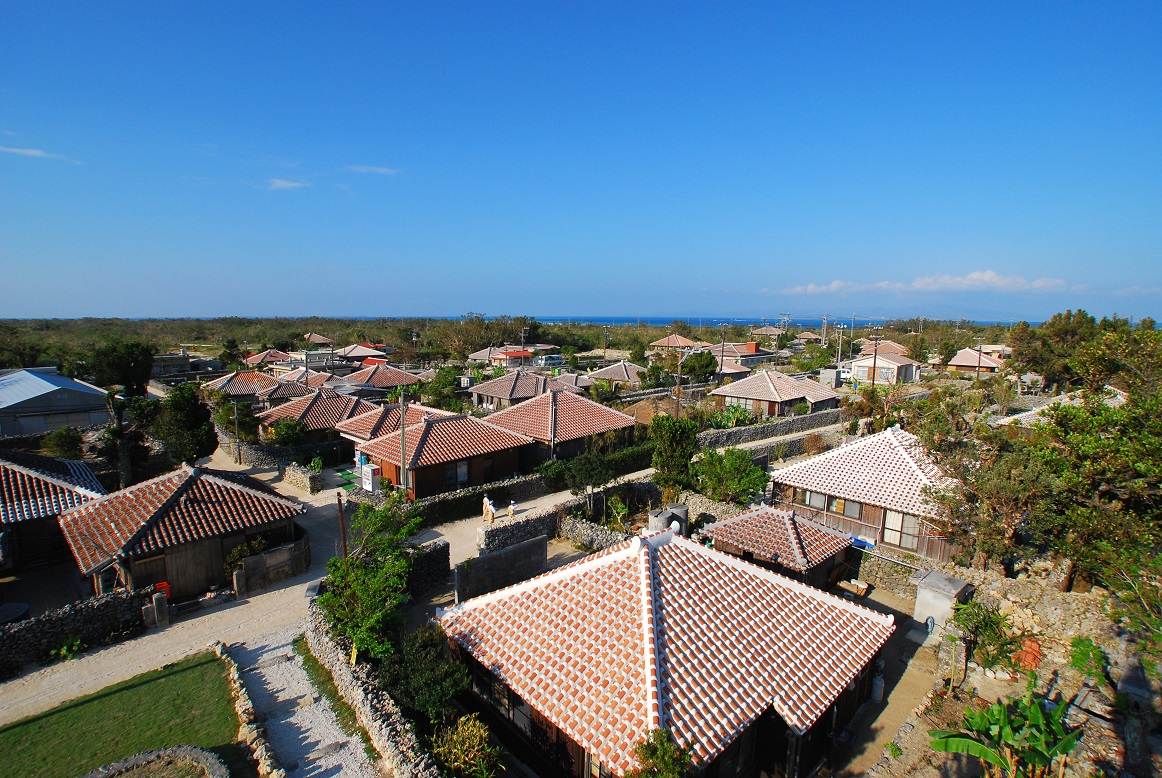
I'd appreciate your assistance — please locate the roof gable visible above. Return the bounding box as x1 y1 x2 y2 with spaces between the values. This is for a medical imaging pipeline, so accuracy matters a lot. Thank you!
257 389 379 431
334 402 456 441
471 371 550 400
486 390 636 443
0 451 106 524
703 506 851 572
948 348 1005 369
772 427 950 518
203 370 280 394
709 371 839 404
358 414 533 468
439 531 894 773
59 466 304 574
344 364 420 388
588 361 646 383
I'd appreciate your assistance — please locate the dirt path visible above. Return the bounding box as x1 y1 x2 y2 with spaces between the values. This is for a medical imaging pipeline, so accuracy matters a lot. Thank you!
231 627 377 778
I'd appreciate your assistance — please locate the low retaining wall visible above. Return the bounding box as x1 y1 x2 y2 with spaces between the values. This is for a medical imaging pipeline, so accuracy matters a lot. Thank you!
408 539 451 596
213 641 284 777
81 746 230 778
305 602 441 778
695 408 843 450
347 474 552 525
282 462 323 493
618 382 714 404
556 513 631 551
849 548 923 603
215 425 351 470
0 587 154 671
236 531 312 597
455 536 548 601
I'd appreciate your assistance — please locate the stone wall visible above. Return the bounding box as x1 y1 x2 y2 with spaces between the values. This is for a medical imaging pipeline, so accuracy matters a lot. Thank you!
215 425 351 471
304 602 441 778
81 747 230 778
213 641 284 777
236 530 312 597
408 539 450 597
282 462 323 493
476 498 579 555
617 382 714 404
455 536 548 601
556 514 631 551
695 408 843 450
849 548 924 603
348 474 552 524
0 587 154 671
678 491 745 533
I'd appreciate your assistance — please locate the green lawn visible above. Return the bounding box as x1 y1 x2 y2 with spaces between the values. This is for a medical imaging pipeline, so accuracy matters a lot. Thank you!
0 651 254 778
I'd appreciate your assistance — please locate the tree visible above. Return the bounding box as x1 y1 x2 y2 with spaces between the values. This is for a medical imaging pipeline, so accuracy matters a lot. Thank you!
317 493 422 661
422 366 466 413
153 383 217 465
269 417 308 447
431 714 505 778
91 340 155 396
630 341 647 365
40 427 84 459
208 391 260 442
650 415 699 497
908 334 929 363
100 392 158 488
218 337 245 367
680 350 718 383
929 674 1081 778
566 451 613 515
693 448 767 503
624 729 692 778
937 340 958 366
380 624 469 725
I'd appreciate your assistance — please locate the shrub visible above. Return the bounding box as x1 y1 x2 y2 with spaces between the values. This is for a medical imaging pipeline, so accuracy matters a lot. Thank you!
1069 637 1108 681
802 433 828 456
950 601 1028 670
49 635 86 662
768 442 789 462
223 537 267 579
379 625 469 726
40 427 84 459
650 415 699 492
605 441 655 475
536 459 570 490
792 401 810 416
309 456 324 473
432 714 505 778
693 448 768 504
624 728 692 778
269 417 308 447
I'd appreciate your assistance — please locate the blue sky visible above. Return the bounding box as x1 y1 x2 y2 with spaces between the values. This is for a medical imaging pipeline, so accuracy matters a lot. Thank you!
1 3 1159 321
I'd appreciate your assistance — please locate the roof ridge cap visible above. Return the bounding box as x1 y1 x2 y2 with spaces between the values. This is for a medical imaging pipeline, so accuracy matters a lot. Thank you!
782 510 809 567
114 464 199 560
198 470 305 510
0 456 105 498
637 538 665 731
888 427 934 486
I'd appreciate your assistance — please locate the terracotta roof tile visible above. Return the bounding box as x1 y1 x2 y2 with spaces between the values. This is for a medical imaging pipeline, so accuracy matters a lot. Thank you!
772 427 951 518
486 390 636 444
256 380 314 401
709 370 839 404
0 451 106 524
359 414 532 468
439 531 894 773
850 352 921 367
344 364 420 389
703 506 851 573
203 370 280 395
994 385 1127 427
947 348 1005 369
278 368 338 388
588 361 646 384
59 465 304 574
471 371 564 401
257 389 379 431
334 402 457 442
244 349 291 366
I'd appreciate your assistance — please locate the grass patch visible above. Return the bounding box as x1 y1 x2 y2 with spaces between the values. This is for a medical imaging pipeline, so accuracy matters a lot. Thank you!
0 651 254 778
292 633 379 761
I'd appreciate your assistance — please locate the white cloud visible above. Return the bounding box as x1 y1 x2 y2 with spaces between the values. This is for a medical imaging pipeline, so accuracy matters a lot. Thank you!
0 146 79 163
1116 285 1162 296
785 269 1066 295
267 178 310 190
345 165 400 175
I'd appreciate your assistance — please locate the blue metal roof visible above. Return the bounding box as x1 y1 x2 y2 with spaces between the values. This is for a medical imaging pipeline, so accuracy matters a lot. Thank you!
0 369 107 410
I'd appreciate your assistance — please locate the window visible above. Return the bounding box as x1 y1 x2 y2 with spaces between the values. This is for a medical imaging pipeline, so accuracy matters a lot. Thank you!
883 510 920 550
844 499 862 520
827 496 846 514
793 488 808 506
808 491 826 510
445 460 469 488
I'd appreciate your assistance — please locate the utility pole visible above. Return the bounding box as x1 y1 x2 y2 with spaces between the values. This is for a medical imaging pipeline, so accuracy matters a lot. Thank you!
336 491 348 558
821 314 829 348
603 326 610 364
834 324 846 364
974 336 984 381
869 326 884 390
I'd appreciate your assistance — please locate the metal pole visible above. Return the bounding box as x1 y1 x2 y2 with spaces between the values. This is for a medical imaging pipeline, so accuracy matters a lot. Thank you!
233 402 241 464
336 492 348 558
869 327 883 390
975 337 984 381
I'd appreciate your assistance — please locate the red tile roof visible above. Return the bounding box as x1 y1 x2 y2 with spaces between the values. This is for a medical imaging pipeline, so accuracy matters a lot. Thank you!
304 332 333 345
334 402 457 442
256 380 314 401
439 530 894 773
471 371 555 401
1 451 106 524
850 352 921 367
650 334 698 349
772 427 952 519
244 348 292 366
588 361 646 384
551 372 595 389
858 340 908 357
709 370 839 404
703 506 851 573
486 390 636 444
59 465 304 574
278 368 338 388
203 370 280 395
257 389 379 431
358 414 532 469
344 364 420 389
947 348 1005 370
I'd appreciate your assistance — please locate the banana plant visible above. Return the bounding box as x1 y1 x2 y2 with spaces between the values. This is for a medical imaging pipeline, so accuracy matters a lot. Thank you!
929 674 1082 778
